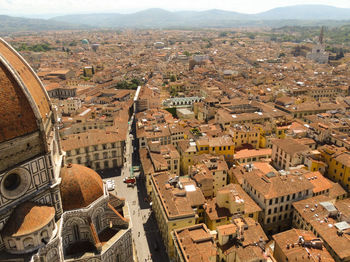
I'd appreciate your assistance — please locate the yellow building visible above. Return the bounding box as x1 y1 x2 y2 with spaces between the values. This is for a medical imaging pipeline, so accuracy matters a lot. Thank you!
196 136 235 163
177 140 198 175
319 145 350 191
229 125 260 150
204 184 261 230
303 150 327 174
191 154 228 197
151 173 205 258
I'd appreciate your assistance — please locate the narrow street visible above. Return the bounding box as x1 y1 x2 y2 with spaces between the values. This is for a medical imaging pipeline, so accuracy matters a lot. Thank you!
101 114 169 262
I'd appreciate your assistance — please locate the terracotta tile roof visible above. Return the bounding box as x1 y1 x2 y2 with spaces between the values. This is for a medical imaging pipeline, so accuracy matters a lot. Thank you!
244 170 314 199
2 202 55 237
0 60 38 142
328 182 347 200
220 184 262 214
272 138 310 156
273 229 334 262
173 224 216 262
218 217 268 259
251 162 277 175
139 148 155 175
61 129 125 151
0 39 50 122
334 152 350 167
216 224 237 236
60 164 104 211
234 148 272 159
151 173 204 219
304 171 333 194
293 196 350 260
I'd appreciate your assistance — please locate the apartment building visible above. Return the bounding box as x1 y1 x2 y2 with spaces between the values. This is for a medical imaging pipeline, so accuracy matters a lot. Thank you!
176 140 198 176
271 138 311 170
169 123 185 146
139 143 180 196
148 142 180 176
216 217 269 262
151 173 205 258
273 229 334 262
204 184 261 230
228 125 260 150
234 148 272 165
275 101 341 119
172 224 216 262
137 123 172 148
190 155 228 197
60 97 82 115
319 145 350 191
242 170 313 235
292 196 350 262
196 136 235 163
61 130 125 170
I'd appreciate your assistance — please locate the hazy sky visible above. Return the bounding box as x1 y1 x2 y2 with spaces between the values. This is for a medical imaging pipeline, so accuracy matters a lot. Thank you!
1 0 350 16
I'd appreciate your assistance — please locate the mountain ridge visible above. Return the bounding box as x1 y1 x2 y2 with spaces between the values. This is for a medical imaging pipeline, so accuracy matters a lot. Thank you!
2 5 350 32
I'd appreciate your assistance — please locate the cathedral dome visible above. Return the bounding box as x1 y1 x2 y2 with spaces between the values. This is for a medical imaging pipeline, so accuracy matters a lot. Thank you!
0 38 51 143
2 202 55 237
60 164 104 211
0 38 54 173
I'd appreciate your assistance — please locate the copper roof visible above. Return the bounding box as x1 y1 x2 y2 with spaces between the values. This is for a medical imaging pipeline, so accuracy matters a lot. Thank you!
2 202 55 237
60 164 104 211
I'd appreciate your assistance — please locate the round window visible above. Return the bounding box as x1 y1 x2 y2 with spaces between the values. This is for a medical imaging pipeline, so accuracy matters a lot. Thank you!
1 168 30 199
3 173 21 191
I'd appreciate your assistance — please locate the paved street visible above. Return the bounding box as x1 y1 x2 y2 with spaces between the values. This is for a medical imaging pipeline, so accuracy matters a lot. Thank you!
101 114 169 262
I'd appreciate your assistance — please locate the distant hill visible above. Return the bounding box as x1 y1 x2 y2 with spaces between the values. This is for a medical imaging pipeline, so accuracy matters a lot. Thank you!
50 5 350 28
256 5 350 20
2 5 350 32
0 15 88 32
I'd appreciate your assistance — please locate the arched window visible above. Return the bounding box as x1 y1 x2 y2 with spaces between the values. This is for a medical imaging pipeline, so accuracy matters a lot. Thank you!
8 239 16 249
41 230 49 239
23 237 34 248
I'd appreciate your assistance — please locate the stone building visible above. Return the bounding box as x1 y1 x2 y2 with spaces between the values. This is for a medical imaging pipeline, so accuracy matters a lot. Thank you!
61 130 125 170
0 38 132 262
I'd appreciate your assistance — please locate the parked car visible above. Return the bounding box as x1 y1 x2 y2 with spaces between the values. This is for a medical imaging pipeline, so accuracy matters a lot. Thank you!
127 182 135 188
123 177 136 184
106 180 115 191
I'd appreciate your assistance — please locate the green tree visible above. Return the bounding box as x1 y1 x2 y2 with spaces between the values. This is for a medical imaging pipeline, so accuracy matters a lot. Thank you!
183 51 191 57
